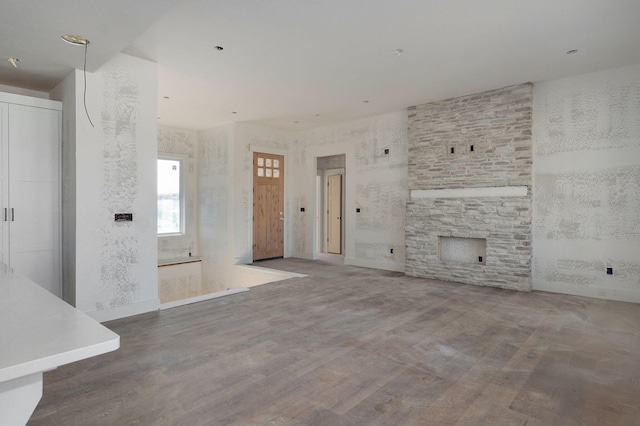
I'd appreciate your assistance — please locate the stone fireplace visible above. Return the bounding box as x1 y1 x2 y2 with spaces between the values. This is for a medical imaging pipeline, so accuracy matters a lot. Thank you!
405 84 532 291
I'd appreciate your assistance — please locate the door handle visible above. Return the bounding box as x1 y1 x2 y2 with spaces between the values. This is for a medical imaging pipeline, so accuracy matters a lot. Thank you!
11 208 14 222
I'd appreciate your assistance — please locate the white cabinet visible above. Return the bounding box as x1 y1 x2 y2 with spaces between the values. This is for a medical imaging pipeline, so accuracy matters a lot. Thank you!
0 92 61 297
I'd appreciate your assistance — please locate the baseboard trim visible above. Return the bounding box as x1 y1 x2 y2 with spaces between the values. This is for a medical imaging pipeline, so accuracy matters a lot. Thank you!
344 257 405 273
290 252 315 260
86 298 160 323
533 281 640 304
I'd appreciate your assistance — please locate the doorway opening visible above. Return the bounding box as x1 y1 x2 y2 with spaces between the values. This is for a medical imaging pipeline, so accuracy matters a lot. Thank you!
316 155 345 264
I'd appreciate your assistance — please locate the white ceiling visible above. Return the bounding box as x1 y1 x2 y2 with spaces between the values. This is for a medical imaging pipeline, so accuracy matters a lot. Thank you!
2 0 640 131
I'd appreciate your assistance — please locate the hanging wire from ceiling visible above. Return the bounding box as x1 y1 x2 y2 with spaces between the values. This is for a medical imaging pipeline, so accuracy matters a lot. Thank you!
82 42 95 128
61 34 94 128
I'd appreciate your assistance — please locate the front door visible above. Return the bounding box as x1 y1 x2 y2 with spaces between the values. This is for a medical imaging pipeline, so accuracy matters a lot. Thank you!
253 152 284 260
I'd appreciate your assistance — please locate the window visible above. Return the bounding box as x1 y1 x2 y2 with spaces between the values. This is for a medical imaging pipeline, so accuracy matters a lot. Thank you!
157 157 184 235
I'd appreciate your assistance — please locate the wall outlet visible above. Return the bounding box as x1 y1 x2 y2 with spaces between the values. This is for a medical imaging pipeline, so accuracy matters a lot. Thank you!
384 148 389 154
300 207 305 212
606 267 613 275
390 248 394 254
478 256 483 263
356 208 361 213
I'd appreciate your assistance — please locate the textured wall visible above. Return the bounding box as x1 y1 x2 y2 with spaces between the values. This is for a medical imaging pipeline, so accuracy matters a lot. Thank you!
406 84 533 291
198 124 234 294
317 154 345 170
73 54 159 320
197 122 293 292
533 63 640 303
291 112 408 271
158 126 199 259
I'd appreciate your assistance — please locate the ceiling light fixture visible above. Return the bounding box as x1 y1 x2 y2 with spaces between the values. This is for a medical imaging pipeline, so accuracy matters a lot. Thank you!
7 58 20 68
393 48 404 56
215 46 224 51
566 49 578 55
61 34 90 46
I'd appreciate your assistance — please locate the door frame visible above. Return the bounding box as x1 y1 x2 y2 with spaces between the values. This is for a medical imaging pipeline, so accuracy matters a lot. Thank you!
249 145 289 262
323 168 345 255
308 144 354 262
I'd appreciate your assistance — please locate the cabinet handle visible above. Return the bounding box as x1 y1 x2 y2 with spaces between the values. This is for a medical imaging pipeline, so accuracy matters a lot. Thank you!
11 208 14 222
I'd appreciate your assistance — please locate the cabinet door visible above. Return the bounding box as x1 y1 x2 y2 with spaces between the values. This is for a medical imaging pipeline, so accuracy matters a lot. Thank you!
8 104 61 296
0 103 7 266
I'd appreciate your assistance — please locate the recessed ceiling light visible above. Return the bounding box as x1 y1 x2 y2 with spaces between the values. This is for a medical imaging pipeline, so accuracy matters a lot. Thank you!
566 49 578 55
163 96 170 99
7 58 20 68
232 111 237 114
61 34 89 46
363 100 369 103
393 48 404 56
294 121 299 124
215 46 224 51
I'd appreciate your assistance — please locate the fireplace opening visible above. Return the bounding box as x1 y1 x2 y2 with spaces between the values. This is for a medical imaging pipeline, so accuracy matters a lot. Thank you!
439 237 486 265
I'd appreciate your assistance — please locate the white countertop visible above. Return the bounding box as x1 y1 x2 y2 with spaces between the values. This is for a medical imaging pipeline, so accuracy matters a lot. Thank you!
0 263 120 383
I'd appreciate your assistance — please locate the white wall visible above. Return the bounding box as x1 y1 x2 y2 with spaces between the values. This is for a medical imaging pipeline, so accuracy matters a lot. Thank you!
533 63 640 303
53 54 160 321
198 123 235 293
291 111 408 271
158 126 199 260
50 70 79 306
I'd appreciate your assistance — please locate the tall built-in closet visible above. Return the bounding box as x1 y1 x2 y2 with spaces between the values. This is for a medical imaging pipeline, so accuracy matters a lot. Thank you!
0 92 61 297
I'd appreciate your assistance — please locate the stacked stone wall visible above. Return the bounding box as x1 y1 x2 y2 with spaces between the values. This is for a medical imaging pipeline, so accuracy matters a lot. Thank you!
406 84 533 291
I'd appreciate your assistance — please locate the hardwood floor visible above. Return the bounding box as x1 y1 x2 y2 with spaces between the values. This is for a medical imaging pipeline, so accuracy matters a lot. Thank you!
30 259 640 425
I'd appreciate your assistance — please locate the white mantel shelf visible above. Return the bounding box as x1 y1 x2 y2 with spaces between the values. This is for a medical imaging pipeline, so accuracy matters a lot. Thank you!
410 186 528 199
0 263 120 425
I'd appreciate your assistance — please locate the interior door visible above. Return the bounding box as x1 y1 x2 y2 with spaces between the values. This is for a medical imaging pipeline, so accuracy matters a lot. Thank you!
253 152 284 260
327 173 342 254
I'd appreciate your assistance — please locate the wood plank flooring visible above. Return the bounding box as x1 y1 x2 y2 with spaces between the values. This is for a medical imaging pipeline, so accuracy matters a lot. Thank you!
29 259 640 425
